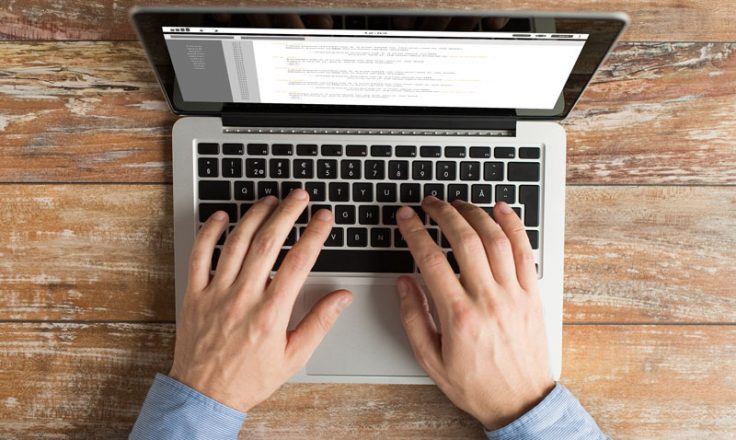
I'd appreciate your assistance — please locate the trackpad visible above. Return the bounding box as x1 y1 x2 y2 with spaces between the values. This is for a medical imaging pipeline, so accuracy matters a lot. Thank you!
303 283 427 377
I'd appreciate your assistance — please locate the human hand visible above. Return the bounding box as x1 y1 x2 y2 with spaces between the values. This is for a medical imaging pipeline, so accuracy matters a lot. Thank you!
395 197 554 430
169 189 352 412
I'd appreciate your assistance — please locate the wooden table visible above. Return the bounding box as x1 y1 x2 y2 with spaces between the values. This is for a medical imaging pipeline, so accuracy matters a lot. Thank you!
1 1 735 438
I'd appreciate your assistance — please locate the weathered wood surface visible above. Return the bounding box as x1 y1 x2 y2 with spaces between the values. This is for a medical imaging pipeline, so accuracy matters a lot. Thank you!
0 323 733 439
1 0 735 42
1 42 735 184
1 184 734 323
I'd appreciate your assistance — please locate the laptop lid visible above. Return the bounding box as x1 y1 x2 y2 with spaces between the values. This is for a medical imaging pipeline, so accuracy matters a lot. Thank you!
130 8 627 129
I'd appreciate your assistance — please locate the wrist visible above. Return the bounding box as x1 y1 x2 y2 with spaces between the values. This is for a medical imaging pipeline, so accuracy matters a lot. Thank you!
479 380 556 431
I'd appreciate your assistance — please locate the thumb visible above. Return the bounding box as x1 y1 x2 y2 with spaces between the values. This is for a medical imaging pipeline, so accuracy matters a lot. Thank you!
285 289 352 368
397 276 443 374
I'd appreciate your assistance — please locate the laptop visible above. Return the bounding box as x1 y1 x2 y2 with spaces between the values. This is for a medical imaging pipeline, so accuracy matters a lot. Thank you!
131 8 628 384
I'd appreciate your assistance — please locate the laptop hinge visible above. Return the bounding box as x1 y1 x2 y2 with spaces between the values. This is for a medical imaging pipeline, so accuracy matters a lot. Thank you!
221 112 516 134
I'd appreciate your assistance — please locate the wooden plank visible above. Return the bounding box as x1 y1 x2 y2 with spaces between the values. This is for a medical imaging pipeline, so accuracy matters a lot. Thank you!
1 42 735 184
1 0 736 41
1 184 734 323
0 323 733 439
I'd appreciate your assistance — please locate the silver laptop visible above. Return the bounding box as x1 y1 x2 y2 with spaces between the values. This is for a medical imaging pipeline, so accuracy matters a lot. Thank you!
131 8 627 384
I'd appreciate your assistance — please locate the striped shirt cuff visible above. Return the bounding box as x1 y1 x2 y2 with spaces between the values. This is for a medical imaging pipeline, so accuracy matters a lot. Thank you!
130 373 246 440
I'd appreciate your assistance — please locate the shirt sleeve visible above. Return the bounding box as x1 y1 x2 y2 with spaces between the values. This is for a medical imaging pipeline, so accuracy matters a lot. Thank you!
485 383 608 440
130 373 246 440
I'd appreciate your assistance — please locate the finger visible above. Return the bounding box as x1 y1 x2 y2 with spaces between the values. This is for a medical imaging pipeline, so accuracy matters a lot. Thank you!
211 196 278 287
237 188 310 291
268 208 333 315
188 210 228 292
396 204 465 315
493 202 538 290
422 197 494 289
285 289 353 368
453 200 518 286
397 276 444 377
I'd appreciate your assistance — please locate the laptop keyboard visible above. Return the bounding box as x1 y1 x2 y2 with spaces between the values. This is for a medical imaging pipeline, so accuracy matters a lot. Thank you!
197 141 542 275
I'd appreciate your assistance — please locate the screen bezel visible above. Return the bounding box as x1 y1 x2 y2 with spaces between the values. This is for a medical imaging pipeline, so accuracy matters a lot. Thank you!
130 7 628 123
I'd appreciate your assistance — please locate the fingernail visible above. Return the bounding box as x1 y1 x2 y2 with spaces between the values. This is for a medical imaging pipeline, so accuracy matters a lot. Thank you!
316 209 332 221
397 206 414 220
290 188 308 200
397 279 409 299
336 295 352 312
498 202 512 214
213 211 227 221
261 195 278 205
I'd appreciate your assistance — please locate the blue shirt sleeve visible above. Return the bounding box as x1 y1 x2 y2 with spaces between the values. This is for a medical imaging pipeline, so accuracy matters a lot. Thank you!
485 383 607 440
130 373 246 440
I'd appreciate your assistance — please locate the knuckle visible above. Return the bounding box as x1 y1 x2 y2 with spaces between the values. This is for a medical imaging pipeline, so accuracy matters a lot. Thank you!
283 247 311 272
490 232 512 251
451 301 480 335
316 309 336 333
457 229 483 250
253 301 279 333
189 250 210 271
250 232 279 255
419 249 448 270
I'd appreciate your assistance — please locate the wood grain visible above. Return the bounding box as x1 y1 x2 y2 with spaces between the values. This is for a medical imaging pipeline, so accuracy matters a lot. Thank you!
1 184 734 323
1 41 734 184
0 323 733 439
1 0 736 42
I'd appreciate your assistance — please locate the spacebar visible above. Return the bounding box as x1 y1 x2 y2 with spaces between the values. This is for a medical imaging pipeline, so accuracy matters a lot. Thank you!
274 249 415 273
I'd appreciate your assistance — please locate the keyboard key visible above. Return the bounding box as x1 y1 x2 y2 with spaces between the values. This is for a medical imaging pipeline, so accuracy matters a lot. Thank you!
426 227 439 244
412 161 432 180
365 160 385 179
445 146 466 158
382 206 399 225
448 184 468 202
305 249 414 272
424 184 444 200
222 143 244 155
359 205 379 225
199 203 237 222
371 228 392 248
272 143 293 155
436 162 457 180
305 182 326 201
211 247 221 271
294 159 314 178
394 229 408 248
335 205 356 224
341 160 361 179
325 228 344 247
296 207 309 225
483 162 504 181
198 143 218 155
240 204 253 218
441 234 451 249
329 182 349 201
447 251 460 273
321 144 343 156
222 158 242 178
519 185 540 227
247 143 268 155
496 185 516 203
526 230 539 249
400 183 421 203
217 228 226 246
396 145 417 157
420 146 441 157
371 145 392 157
376 183 397 202
258 181 278 198
269 159 290 178
346 144 367 157
519 147 541 159
281 181 301 197
245 158 266 178
234 181 255 201
410 205 427 223
353 183 373 202
347 228 368 247
508 162 540 181
512 206 522 219
285 228 297 246
471 184 492 204
296 144 318 156
388 160 409 180
198 158 218 178
494 146 515 159
317 159 338 179
469 146 491 158
199 180 230 200
460 162 481 181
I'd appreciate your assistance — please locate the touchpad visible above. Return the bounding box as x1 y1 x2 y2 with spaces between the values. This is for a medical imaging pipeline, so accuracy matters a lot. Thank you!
303 283 427 377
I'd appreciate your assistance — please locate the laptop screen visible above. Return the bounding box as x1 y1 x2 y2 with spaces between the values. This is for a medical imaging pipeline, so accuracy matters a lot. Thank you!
131 10 627 122
163 27 587 111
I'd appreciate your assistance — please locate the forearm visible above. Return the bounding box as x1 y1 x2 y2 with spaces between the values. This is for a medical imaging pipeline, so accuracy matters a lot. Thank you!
484 383 608 440
130 373 246 440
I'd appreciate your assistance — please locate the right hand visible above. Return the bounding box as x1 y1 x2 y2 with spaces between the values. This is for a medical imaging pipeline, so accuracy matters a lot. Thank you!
395 197 554 431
